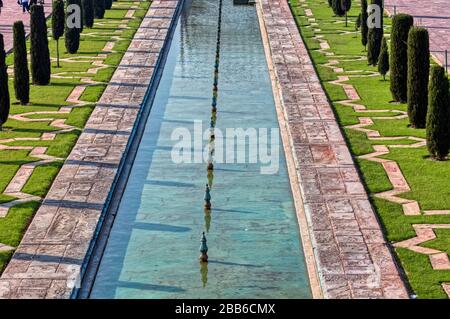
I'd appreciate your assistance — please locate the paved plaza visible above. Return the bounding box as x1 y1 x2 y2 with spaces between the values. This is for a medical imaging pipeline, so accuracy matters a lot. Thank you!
0 1 52 53
385 0 450 71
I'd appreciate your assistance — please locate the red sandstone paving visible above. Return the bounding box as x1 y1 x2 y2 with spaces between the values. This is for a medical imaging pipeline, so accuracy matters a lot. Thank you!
385 0 450 71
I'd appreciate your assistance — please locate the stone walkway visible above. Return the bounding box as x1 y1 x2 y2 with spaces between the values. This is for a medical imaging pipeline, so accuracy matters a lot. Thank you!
385 0 450 71
0 0 182 298
0 1 52 53
258 0 409 298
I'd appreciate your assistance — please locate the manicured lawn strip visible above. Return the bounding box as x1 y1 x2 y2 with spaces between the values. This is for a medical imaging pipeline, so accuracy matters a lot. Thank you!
290 0 450 298
0 1 151 272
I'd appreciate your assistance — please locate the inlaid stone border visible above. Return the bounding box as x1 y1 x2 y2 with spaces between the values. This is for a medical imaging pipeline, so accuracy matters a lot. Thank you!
256 0 409 298
0 0 183 299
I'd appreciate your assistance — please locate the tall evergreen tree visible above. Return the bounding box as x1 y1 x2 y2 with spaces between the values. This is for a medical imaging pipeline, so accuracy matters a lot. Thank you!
82 0 95 28
378 37 389 80
74 0 84 34
105 0 112 10
356 13 362 30
52 0 65 68
65 0 81 54
390 13 413 103
13 21 30 105
361 0 369 49
30 4 51 85
367 0 384 65
426 66 450 160
342 0 352 27
407 27 430 128
94 0 106 19
332 0 345 16
0 34 10 131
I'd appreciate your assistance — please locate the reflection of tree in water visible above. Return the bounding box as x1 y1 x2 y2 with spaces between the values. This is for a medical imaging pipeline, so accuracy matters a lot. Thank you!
199 232 209 287
207 169 214 188
204 207 211 233
200 261 208 288
179 0 220 77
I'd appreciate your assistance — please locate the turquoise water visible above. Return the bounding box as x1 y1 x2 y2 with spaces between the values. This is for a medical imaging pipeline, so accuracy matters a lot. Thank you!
89 0 312 299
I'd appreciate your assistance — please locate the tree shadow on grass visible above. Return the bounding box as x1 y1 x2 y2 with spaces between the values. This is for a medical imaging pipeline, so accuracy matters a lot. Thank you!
23 103 67 108
48 82 78 88
0 160 36 166
5 128 55 134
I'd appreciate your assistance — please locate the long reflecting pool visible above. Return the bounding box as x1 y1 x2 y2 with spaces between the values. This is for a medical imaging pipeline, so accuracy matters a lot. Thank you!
89 0 312 298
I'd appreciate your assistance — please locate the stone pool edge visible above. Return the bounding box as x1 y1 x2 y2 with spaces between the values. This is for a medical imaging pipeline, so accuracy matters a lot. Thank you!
0 0 183 299
255 0 322 300
256 0 409 299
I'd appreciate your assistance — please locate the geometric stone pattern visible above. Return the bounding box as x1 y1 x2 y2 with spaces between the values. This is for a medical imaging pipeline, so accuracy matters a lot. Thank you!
0 0 182 299
394 225 450 270
259 0 409 298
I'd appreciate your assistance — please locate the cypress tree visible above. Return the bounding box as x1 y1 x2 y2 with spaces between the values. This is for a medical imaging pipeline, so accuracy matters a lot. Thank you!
76 0 84 34
342 0 352 27
390 13 413 103
407 27 430 128
30 4 51 85
82 0 95 28
13 21 30 105
0 34 10 131
52 0 65 68
378 37 389 80
361 0 368 49
367 0 383 66
426 66 450 160
356 13 361 30
332 0 345 16
105 0 112 10
94 0 106 19
65 0 81 54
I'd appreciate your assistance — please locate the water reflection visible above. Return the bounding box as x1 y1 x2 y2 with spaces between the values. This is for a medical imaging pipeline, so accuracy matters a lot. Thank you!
204 207 211 233
207 170 214 188
89 0 312 299
200 262 208 288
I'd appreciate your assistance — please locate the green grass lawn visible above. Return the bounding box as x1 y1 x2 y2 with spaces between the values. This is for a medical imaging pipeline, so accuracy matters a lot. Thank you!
0 0 151 272
290 0 450 298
